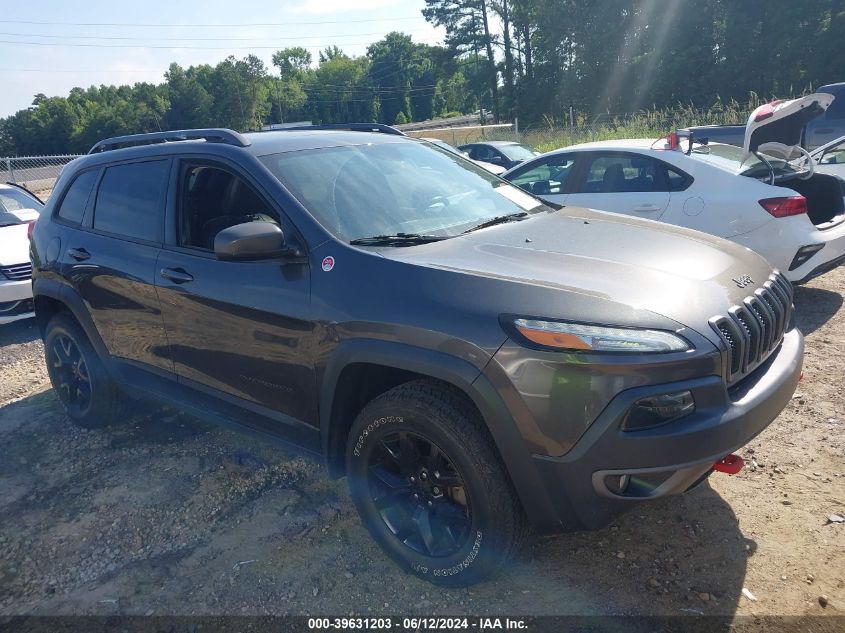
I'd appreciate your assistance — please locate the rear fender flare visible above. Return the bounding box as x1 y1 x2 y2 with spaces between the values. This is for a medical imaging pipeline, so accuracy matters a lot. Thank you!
33 278 109 359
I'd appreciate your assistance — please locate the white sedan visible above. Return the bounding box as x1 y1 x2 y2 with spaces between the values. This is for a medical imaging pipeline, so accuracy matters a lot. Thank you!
503 94 845 284
0 183 43 325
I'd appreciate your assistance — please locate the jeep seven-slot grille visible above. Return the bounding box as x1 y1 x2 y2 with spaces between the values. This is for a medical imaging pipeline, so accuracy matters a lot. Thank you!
0 263 32 281
710 271 793 385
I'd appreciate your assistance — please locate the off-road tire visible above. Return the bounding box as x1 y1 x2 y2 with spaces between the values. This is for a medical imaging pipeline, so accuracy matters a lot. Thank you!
346 379 528 586
44 312 122 428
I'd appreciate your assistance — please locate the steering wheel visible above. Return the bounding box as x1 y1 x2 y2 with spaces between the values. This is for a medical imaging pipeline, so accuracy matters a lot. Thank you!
758 142 815 180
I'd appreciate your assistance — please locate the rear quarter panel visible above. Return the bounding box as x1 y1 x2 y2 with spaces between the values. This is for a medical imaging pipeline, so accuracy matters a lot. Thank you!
657 152 776 238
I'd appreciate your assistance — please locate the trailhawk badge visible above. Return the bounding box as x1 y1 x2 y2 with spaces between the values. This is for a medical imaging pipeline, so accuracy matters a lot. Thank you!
733 274 754 288
321 256 335 272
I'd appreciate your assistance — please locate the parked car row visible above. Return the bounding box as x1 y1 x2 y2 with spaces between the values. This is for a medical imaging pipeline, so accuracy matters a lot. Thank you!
502 92 845 284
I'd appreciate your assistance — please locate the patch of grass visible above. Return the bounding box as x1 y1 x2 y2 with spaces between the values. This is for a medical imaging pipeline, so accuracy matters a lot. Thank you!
487 97 763 152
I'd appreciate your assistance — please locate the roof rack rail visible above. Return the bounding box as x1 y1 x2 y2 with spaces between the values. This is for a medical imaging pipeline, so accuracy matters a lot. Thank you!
269 123 406 136
88 128 251 154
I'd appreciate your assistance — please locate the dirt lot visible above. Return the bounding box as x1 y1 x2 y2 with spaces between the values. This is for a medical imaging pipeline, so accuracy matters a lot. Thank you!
0 270 843 621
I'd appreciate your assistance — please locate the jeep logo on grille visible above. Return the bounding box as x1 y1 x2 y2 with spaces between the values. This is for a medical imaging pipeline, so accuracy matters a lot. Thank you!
732 274 754 288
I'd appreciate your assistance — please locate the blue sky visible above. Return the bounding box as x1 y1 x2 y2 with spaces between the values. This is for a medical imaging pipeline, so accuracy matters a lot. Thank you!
0 0 445 117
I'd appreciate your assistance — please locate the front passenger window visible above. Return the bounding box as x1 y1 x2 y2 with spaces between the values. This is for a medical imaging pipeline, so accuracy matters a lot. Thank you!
178 165 279 250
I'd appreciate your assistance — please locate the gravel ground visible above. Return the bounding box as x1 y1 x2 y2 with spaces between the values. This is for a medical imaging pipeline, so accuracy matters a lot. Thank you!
0 270 843 620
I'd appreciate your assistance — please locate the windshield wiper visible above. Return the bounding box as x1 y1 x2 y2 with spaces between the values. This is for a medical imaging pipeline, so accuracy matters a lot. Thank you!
462 212 528 234
349 233 446 246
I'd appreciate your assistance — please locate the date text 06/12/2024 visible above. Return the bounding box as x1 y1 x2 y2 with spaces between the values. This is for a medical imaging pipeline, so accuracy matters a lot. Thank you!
307 617 528 630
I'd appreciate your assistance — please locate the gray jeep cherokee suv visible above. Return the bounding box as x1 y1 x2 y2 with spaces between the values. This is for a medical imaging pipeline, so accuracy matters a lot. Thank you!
30 126 803 586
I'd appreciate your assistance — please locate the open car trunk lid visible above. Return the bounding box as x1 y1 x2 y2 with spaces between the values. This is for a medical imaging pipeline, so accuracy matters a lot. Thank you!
744 93 835 154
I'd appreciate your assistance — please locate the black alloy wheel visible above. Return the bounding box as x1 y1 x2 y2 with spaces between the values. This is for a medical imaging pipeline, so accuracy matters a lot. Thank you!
50 334 92 416
367 431 472 557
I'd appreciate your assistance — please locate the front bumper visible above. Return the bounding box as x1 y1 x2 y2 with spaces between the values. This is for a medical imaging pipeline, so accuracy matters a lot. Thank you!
524 327 803 531
0 279 34 325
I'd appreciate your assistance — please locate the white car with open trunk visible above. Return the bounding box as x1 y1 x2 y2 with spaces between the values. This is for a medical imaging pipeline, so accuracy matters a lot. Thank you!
504 93 845 283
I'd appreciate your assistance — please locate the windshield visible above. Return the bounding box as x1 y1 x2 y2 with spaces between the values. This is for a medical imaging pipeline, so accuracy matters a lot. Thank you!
260 141 547 242
498 144 539 162
691 143 800 179
0 188 42 227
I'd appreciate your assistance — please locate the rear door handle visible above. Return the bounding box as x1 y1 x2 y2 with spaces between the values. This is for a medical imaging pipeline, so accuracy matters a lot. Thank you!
633 204 661 212
815 128 834 135
160 268 194 284
67 248 90 261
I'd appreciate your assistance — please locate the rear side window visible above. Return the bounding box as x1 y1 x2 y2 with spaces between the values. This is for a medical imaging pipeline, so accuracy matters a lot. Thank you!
56 170 98 225
93 161 168 242
578 154 670 193
666 165 692 191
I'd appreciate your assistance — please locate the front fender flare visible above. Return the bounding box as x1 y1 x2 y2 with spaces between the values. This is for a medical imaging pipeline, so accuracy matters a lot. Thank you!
319 338 561 530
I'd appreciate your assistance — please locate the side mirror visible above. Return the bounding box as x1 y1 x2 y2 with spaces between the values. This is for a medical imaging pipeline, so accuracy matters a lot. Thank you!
214 221 292 261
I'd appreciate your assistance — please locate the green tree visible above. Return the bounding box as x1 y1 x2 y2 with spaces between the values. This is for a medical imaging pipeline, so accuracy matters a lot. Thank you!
164 63 214 130
423 0 501 121
272 47 313 77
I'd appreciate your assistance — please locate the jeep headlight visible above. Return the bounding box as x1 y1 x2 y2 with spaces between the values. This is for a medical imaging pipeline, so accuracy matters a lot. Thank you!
511 318 690 353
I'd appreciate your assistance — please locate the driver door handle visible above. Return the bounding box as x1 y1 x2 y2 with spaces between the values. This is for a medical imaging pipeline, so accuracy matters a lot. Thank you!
160 268 194 284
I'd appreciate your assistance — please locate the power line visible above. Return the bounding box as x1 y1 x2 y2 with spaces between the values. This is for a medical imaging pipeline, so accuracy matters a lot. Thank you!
0 39 378 50
0 30 396 42
0 16 427 27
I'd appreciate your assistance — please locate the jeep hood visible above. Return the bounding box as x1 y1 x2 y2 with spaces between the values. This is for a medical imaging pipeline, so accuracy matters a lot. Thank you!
382 208 775 332
744 93 834 154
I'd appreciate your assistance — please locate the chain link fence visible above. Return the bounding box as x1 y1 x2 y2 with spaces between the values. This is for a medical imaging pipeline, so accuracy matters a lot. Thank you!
1 155 82 198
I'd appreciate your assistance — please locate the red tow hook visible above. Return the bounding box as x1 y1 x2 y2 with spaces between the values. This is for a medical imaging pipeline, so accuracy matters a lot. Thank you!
713 454 744 474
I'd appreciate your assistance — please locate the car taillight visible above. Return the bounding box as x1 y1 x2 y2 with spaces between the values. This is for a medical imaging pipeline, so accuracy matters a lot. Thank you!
666 131 678 150
27 220 36 241
753 100 782 122
758 196 807 218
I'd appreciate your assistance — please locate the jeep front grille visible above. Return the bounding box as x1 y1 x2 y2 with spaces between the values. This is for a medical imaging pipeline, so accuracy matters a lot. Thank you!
710 271 793 385
0 262 33 281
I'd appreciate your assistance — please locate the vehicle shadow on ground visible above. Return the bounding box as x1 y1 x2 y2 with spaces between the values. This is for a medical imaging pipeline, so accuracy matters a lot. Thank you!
793 286 842 335
0 317 39 347
484 482 749 620
1 387 751 623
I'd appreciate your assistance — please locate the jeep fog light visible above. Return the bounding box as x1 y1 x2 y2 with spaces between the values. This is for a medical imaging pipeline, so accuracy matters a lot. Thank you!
623 391 695 431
